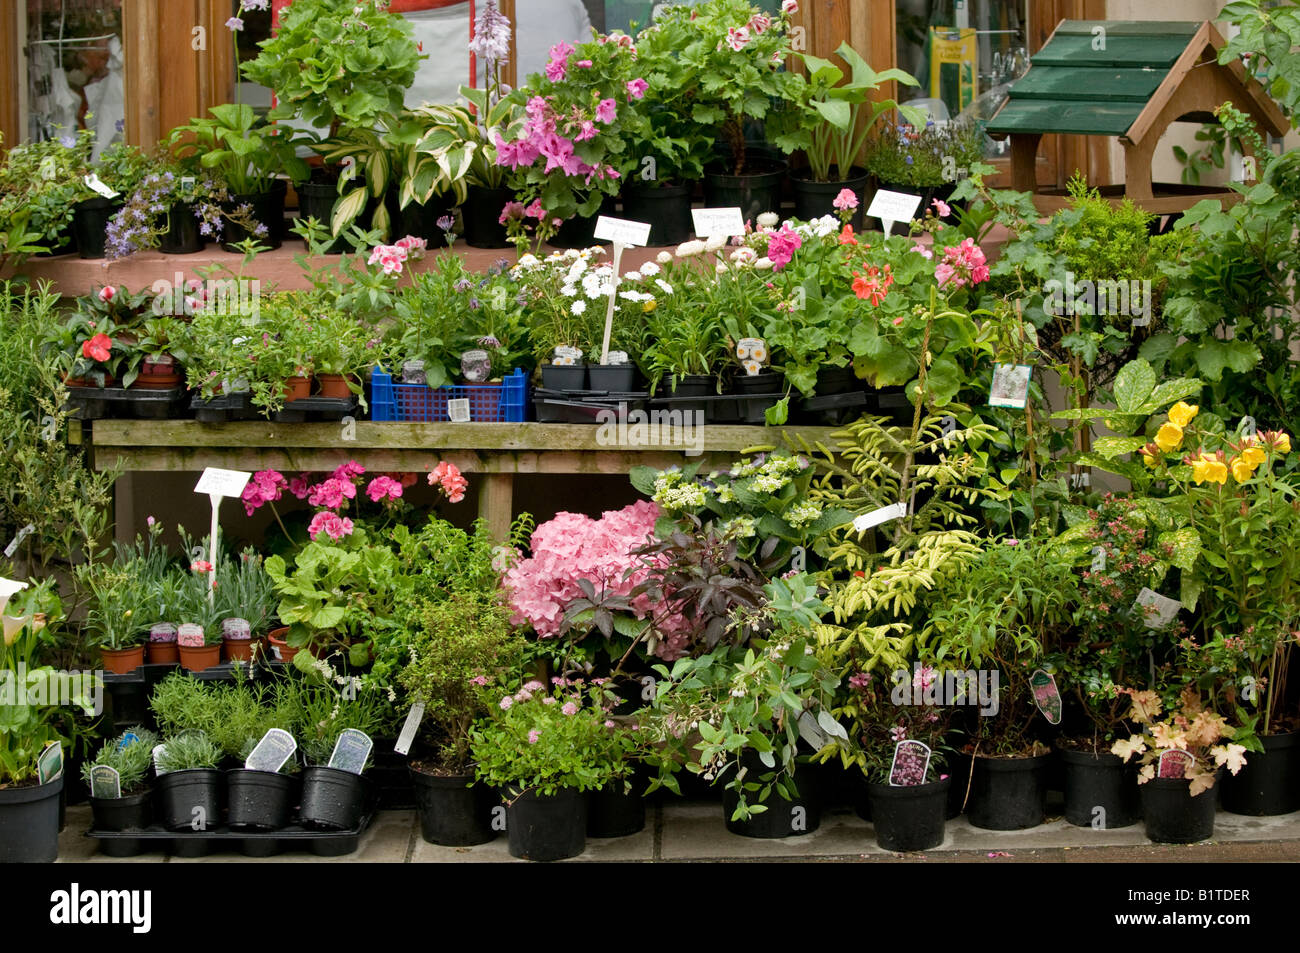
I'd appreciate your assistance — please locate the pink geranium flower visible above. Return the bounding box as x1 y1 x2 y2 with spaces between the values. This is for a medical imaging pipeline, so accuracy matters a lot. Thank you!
832 188 858 211
429 461 468 503
626 78 648 100
596 98 617 124
365 475 403 503
726 26 751 51
766 224 802 271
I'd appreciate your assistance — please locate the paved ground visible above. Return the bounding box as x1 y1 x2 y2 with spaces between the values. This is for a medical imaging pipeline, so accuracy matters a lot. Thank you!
57 801 1300 863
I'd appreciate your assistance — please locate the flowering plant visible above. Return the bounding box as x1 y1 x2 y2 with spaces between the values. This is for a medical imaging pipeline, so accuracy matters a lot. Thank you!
104 153 246 258
865 118 984 189
834 664 954 784
0 127 95 263
470 679 633 796
497 34 649 230
48 285 157 388
1111 686 1247 796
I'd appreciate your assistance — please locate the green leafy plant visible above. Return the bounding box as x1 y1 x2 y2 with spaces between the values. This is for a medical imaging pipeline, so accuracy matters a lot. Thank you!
81 727 160 796
169 103 308 196
156 731 222 772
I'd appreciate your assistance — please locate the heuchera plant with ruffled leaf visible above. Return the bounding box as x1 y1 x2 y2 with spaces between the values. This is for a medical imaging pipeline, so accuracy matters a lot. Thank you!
1111 686 1247 797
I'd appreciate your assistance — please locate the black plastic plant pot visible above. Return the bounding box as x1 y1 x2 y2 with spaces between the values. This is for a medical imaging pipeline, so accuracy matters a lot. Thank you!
1140 777 1218 844
297 182 352 254
221 189 284 252
71 197 124 260
390 187 456 247
462 184 514 248
1222 729 1300 815
703 156 787 224
551 198 617 250
410 767 499 846
0 774 63 862
1059 747 1141 828
541 363 588 391
158 768 223 833
160 202 203 254
587 784 646 839
588 364 637 393
875 387 914 427
733 370 784 396
792 167 868 230
966 753 1051 830
226 768 296 831
867 778 950 852
89 790 153 857
505 786 587 861
299 765 366 831
36 221 77 257
620 181 693 246
722 763 821 839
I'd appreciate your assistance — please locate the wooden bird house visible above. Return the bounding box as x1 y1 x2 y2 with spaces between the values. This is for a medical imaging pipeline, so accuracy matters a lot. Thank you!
987 20 1288 215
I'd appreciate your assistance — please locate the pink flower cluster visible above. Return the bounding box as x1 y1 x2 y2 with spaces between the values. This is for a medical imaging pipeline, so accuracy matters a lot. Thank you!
242 470 288 517
308 511 355 542
367 235 427 276
366 476 404 504
832 188 858 211
504 502 676 644
934 237 990 289
428 461 468 503
499 199 544 226
309 477 358 510
767 224 803 271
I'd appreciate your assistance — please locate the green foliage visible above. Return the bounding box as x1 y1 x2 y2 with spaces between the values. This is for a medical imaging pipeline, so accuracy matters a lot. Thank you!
82 727 160 795
169 103 309 195
1218 0 1300 124
156 731 221 772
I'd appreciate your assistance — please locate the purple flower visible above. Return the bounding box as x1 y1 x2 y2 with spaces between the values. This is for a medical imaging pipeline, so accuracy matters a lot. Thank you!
226 16 244 31
436 214 455 232
468 0 512 73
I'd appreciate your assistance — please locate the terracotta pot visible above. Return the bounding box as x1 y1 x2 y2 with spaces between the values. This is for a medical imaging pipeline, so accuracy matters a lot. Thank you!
146 641 179 665
100 645 145 675
178 643 222 672
133 357 182 390
283 375 312 402
267 626 298 663
316 374 353 399
223 638 254 663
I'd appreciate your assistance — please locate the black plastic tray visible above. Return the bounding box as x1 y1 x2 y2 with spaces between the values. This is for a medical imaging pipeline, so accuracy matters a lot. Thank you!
86 811 374 858
271 395 358 423
191 391 258 423
532 389 651 424
65 385 188 420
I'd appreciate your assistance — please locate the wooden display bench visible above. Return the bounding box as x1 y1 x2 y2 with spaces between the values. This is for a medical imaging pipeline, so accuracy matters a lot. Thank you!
80 420 841 539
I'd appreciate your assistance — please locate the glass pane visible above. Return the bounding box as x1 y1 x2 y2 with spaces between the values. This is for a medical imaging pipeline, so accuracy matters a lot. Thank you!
24 0 125 155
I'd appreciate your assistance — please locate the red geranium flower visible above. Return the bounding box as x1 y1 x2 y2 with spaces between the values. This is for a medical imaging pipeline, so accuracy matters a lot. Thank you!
82 333 112 363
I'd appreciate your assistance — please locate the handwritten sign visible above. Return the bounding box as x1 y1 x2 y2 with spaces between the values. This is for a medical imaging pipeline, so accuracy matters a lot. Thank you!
989 364 1032 409
193 467 251 498
90 764 122 800
867 189 922 236
328 729 373 775
1030 669 1062 725
245 728 296 773
889 740 932 786
852 502 906 533
691 207 746 238
593 216 652 247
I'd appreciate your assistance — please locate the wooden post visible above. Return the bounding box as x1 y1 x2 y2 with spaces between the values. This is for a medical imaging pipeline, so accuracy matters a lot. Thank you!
477 472 514 541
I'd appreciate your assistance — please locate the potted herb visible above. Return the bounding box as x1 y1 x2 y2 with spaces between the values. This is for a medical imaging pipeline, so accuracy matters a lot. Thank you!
399 591 524 846
154 731 223 832
469 680 623 861
215 671 300 832
292 674 384 832
82 726 160 855
73 519 171 673
215 548 277 663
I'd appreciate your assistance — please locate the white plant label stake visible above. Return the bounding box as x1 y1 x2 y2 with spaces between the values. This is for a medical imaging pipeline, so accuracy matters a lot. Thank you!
1134 587 1181 629
90 764 121 800
245 728 296 773
193 468 251 602
592 216 651 366
867 189 922 238
394 702 425 755
853 502 906 533
690 207 745 239
328 729 373 776
152 744 168 776
3 524 34 560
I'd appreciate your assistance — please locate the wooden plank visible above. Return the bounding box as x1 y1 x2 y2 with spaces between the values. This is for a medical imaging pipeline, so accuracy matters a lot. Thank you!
124 0 161 148
0 2 19 152
1030 34 1190 69
90 420 838 452
1052 20 1200 37
477 473 513 541
987 99 1143 136
1011 67 1164 103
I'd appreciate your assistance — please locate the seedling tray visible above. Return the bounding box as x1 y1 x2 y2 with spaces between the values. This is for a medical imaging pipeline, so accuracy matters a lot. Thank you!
191 391 258 423
270 395 358 423
86 811 374 858
532 388 650 424
792 390 869 426
65 385 188 420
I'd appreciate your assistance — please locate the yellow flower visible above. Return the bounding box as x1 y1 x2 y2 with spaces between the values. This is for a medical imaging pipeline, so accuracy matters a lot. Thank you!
1240 445 1266 469
1155 422 1183 453
642 298 657 313
1230 455 1255 483
1142 450 1158 468
1274 432 1291 455
1168 401 1199 428
1191 453 1228 485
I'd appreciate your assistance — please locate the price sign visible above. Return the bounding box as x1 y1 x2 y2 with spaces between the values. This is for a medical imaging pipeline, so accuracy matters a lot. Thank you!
691 207 745 239
193 468 251 498
593 216 652 247
867 189 922 237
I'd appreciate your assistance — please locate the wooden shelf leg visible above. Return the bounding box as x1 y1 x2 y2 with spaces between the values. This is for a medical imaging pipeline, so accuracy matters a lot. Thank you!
478 473 514 541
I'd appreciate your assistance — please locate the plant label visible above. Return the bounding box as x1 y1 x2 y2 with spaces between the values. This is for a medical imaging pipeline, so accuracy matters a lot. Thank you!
605 350 629 366
83 173 119 199
461 349 491 383
1091 546 1106 572
889 740 931 786
1135 587 1181 629
3 524 34 559
180 176 196 197
193 467 252 498
552 345 583 366
37 741 63 784
394 702 425 755
593 216 652 247
797 710 830 750
1030 669 1062 725
867 189 922 237
328 729 373 775
176 623 205 648
1157 749 1194 779
152 744 168 776
989 363 1032 408
735 338 768 373
222 617 251 640
0 577 29 617
90 764 121 800
447 398 471 423
853 501 906 533
691 207 745 238
245 728 296 773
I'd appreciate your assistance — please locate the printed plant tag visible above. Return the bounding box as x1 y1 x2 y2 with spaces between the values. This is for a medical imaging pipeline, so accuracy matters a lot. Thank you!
1091 546 1106 572
447 398 471 423
37 742 63 784
90 764 121 800
989 363 1032 408
460 349 491 383
1158 749 1194 779
176 623 205 648
552 345 583 366
852 502 906 533
1030 669 1062 725
328 729 373 775
797 710 830 751
605 351 629 366
1135 587 1181 629
691 207 745 238
394 702 425 755
222 617 251 640
889 740 932 786
83 172 119 199
153 744 168 776
245 728 296 773
735 337 768 368
4 524 35 559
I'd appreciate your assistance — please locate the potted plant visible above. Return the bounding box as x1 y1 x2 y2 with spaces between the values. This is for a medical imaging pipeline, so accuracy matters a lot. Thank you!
103 152 236 258
1112 687 1247 844
73 519 171 673
515 248 609 390
864 119 983 224
643 574 842 838
70 142 150 259
132 317 187 390
0 126 96 261
215 548 277 663
400 590 524 846
469 679 624 861
213 671 300 832
154 731 223 832
175 555 226 672
646 1 805 221
82 726 159 856
785 44 922 227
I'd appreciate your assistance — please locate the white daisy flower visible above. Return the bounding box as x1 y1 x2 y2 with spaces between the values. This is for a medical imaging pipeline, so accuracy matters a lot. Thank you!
676 239 707 258
756 212 779 228
705 233 727 252
570 300 587 315
639 261 660 277
656 251 672 264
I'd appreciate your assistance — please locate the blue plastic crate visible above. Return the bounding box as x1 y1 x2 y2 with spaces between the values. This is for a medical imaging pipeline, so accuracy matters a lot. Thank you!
370 367 529 422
